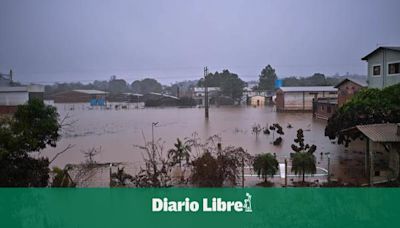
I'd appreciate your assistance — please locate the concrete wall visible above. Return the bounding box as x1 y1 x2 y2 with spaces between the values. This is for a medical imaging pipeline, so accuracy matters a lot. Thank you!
367 49 400 89
0 91 29 105
277 91 336 111
250 96 265 106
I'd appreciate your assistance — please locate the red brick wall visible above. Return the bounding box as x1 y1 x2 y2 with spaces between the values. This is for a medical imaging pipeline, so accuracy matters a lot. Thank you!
337 81 363 107
275 90 284 111
0 106 17 115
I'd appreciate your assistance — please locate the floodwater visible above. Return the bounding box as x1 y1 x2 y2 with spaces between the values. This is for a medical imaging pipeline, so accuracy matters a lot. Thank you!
42 104 345 176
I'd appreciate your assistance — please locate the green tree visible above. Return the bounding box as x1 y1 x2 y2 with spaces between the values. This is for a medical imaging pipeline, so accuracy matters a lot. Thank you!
291 129 317 183
0 99 60 187
253 153 278 183
191 146 250 187
258 65 277 91
108 76 128 94
198 70 246 102
131 78 162 94
168 138 191 168
325 84 400 146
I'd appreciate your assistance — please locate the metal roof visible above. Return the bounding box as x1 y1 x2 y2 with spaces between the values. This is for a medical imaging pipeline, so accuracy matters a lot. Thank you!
123 93 143 97
73 89 108 95
334 78 367 88
278 86 337 92
194 87 220 92
361 46 400 60
148 92 179 100
356 123 400 142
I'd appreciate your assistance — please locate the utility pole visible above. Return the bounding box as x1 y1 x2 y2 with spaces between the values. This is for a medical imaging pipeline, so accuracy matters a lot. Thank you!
327 154 331 183
151 122 159 155
204 67 209 119
284 158 288 187
242 155 245 188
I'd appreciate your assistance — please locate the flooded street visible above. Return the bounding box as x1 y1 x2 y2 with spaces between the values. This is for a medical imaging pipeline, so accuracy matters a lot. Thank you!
43 104 343 175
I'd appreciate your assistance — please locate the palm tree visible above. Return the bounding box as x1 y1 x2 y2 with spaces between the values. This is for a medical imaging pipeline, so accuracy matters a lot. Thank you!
253 153 279 183
291 129 317 183
168 138 191 168
291 152 316 183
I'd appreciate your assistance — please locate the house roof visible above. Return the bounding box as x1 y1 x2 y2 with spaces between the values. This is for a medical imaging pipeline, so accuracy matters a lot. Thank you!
334 78 367 88
356 123 400 142
194 87 220 92
315 97 338 105
278 86 337 92
148 92 179 100
123 93 143 97
73 89 108 95
0 86 28 92
361 46 400 60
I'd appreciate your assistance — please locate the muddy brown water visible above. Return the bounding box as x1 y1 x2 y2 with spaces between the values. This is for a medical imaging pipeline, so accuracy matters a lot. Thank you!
42 104 345 177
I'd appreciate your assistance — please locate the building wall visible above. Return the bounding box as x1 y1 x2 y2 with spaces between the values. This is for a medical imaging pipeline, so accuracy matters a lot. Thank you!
337 81 364 107
250 96 265 106
53 91 103 103
0 91 29 106
276 90 336 111
367 49 400 89
314 101 337 120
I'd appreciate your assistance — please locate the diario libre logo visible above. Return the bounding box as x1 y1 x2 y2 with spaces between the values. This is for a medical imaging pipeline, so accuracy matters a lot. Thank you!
152 193 252 213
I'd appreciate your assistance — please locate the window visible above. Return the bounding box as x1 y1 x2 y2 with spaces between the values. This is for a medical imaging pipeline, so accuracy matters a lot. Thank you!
372 65 381 76
388 62 400 75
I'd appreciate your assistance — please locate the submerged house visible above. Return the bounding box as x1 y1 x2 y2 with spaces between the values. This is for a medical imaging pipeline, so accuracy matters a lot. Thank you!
342 123 400 185
52 89 108 105
275 86 337 112
313 78 367 120
0 85 44 114
362 46 400 89
192 87 220 105
250 95 266 106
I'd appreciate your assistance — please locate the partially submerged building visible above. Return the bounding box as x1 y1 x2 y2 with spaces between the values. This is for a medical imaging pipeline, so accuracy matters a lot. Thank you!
335 78 367 107
0 85 44 114
275 86 337 112
143 92 180 107
193 87 220 105
52 89 108 105
313 78 367 120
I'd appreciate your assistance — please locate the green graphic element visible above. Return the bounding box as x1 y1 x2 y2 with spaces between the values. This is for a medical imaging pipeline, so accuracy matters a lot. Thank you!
0 188 399 228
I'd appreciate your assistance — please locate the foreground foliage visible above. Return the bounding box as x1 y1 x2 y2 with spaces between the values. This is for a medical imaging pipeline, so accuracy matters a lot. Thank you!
325 83 400 146
0 99 60 187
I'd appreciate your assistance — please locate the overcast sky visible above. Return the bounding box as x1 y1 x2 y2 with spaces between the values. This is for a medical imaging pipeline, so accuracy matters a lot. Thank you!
1 0 399 84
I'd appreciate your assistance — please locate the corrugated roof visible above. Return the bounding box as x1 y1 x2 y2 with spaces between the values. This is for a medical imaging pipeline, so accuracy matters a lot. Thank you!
361 46 400 60
73 89 108 95
278 86 337 92
334 78 367 88
148 92 179 99
123 93 143 97
356 123 400 142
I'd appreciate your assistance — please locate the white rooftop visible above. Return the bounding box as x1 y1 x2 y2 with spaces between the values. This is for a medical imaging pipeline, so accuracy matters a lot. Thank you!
194 87 220 92
0 86 28 92
278 86 337 92
73 89 108 95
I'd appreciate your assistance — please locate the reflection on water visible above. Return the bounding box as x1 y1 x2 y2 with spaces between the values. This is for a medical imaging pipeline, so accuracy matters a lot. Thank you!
43 104 343 172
